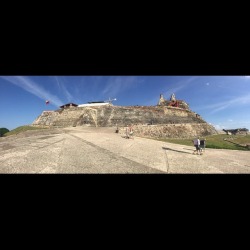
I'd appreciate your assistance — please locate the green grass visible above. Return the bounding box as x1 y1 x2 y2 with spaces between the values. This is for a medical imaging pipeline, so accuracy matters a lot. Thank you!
145 134 250 151
3 125 48 137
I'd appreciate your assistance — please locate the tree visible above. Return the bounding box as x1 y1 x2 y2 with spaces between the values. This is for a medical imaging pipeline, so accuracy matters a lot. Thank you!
0 128 9 137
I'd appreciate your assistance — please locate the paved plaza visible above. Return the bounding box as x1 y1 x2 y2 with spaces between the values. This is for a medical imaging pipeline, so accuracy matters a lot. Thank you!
1 127 250 173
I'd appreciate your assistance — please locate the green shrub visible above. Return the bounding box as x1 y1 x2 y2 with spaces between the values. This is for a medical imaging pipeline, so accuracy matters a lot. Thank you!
0 128 9 137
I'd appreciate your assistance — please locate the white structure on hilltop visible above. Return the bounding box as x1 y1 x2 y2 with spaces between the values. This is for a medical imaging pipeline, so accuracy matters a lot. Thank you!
78 102 110 107
78 98 116 107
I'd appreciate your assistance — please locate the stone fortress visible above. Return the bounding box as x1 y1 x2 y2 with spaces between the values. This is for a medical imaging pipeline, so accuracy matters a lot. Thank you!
32 93 218 138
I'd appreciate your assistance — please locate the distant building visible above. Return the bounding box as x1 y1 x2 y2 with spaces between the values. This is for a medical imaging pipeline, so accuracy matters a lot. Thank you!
60 103 78 109
78 101 111 107
223 128 249 135
158 93 189 110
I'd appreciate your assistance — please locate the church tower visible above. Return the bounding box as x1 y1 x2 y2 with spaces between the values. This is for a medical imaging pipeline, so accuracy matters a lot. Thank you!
158 94 165 105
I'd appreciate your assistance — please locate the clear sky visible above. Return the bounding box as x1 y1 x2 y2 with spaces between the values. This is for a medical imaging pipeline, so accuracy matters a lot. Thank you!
1 76 250 131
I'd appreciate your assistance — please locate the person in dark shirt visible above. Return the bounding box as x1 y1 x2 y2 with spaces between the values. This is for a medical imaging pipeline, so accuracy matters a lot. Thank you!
200 139 206 153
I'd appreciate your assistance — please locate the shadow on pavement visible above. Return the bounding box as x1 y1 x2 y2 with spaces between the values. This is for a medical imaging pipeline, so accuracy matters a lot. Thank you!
162 147 192 155
182 148 195 151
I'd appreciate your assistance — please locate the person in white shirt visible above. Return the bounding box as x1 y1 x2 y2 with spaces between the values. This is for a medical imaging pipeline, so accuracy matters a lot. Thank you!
193 137 202 155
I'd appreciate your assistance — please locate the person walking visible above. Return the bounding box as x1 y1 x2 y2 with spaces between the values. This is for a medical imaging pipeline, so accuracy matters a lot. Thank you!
125 125 130 139
193 137 202 155
129 125 134 140
200 139 206 153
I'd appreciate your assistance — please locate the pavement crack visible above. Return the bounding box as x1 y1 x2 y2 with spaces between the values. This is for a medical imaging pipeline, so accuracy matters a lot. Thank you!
35 138 65 149
163 148 170 173
67 133 163 171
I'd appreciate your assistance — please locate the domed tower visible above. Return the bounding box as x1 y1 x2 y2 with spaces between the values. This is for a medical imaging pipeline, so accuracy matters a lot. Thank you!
158 94 166 106
170 93 176 101
157 92 190 110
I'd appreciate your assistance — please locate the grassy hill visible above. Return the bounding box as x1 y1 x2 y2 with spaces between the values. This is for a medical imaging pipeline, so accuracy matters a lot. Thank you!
149 134 250 151
3 125 48 137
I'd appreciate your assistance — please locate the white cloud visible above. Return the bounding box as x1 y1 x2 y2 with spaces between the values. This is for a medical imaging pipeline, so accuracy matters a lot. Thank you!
144 76 199 106
211 120 250 131
197 93 250 114
102 76 142 98
164 85 186 98
239 76 250 80
54 76 74 103
214 124 225 130
163 76 199 98
1 76 63 106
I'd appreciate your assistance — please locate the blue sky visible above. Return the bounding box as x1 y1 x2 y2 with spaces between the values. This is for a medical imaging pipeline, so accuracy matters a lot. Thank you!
1 76 250 131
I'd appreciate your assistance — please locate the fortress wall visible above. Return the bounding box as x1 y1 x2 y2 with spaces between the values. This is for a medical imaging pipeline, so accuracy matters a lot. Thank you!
94 106 204 126
32 111 60 126
32 106 213 137
120 123 218 139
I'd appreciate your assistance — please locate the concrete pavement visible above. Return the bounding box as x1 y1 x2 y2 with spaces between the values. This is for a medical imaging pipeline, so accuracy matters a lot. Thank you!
0 126 250 173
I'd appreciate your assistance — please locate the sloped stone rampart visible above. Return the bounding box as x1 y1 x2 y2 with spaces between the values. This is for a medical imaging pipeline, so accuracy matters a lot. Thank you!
119 123 218 139
32 106 217 137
